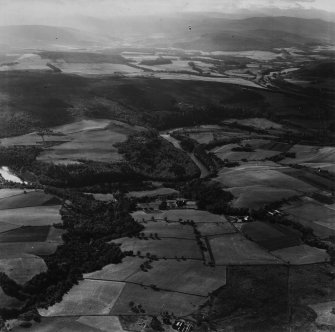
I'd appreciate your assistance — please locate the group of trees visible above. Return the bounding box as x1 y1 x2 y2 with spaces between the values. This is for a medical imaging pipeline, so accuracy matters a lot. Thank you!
178 179 248 215
117 130 200 180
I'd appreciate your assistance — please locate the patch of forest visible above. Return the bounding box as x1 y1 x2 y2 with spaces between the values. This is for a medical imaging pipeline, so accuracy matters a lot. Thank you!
117 130 200 180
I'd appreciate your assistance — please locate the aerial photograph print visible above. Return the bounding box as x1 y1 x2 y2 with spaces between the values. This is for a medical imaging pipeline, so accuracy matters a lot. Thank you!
0 0 334 331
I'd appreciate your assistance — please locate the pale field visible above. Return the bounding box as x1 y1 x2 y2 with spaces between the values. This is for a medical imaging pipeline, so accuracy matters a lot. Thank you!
215 163 317 193
37 129 126 163
140 220 196 239
11 317 105 332
0 189 34 199
39 279 126 316
214 145 279 161
196 222 236 236
309 301 335 326
271 244 330 265
209 233 282 265
54 62 144 75
281 145 335 165
143 72 265 89
0 191 58 210
84 256 145 281
223 118 283 130
281 199 335 236
127 187 179 198
0 54 49 71
131 209 227 223
188 132 214 144
229 185 298 209
240 138 273 149
110 283 206 316
0 242 58 259
114 237 202 260
54 119 111 134
209 50 280 61
301 162 335 175
225 69 255 79
91 193 115 202
0 221 20 233
0 257 47 284
77 316 126 332
137 60 199 73
37 119 143 163
126 260 226 296
0 205 62 226
162 209 227 223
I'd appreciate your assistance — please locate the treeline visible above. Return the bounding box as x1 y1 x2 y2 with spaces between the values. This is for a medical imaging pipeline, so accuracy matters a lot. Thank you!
149 103 270 131
0 146 42 169
0 192 143 322
170 179 248 215
117 130 200 180
35 162 141 188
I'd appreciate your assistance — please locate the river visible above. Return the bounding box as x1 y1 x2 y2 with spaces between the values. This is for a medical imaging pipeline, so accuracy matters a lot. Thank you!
160 133 210 178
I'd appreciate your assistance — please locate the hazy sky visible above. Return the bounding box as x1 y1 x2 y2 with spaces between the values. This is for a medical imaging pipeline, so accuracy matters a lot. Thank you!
0 0 334 25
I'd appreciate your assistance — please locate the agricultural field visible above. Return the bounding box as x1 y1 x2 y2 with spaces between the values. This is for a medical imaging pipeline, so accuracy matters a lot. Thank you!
126 187 179 198
54 62 144 76
223 118 283 130
1 119 145 164
36 119 138 164
162 209 227 223
213 144 279 161
196 221 236 236
0 188 34 199
0 205 62 226
39 280 126 316
138 220 196 239
0 242 59 259
84 256 146 281
229 185 298 209
209 233 282 265
11 316 126 332
281 198 335 238
241 221 301 251
0 257 47 284
271 244 330 265
0 190 59 210
309 301 335 326
281 144 335 168
114 237 202 260
110 283 206 316
126 260 226 296
214 162 318 209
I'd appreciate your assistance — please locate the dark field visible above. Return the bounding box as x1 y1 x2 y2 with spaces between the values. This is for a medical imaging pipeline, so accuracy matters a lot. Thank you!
242 221 301 251
0 226 50 243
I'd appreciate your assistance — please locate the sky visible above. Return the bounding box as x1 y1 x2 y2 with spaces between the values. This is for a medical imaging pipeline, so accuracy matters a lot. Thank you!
0 0 334 26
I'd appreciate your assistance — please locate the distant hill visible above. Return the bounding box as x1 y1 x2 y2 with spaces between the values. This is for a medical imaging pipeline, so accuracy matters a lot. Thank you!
173 16 335 51
0 16 334 52
0 25 109 49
